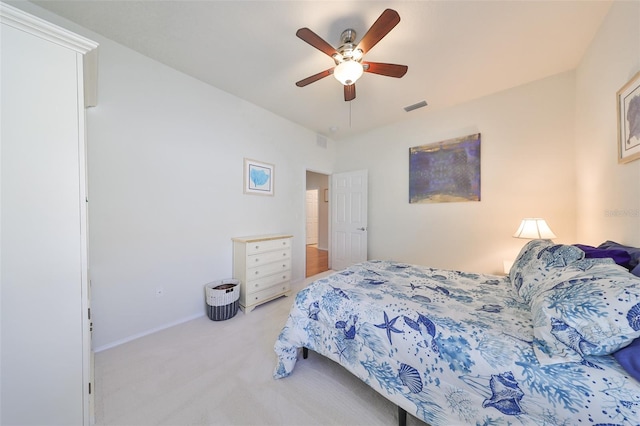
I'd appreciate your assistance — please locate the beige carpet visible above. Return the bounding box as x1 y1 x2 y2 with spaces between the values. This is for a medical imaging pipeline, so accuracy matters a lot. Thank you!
94 272 426 425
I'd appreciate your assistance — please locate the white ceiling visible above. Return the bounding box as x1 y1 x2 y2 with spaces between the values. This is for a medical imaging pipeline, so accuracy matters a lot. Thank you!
30 0 612 140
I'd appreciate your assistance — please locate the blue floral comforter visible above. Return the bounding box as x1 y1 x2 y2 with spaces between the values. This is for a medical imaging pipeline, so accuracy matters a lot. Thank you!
274 260 640 425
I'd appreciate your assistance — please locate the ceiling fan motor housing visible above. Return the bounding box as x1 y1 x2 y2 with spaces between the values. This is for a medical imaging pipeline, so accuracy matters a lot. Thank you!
334 29 363 64
295 9 406 101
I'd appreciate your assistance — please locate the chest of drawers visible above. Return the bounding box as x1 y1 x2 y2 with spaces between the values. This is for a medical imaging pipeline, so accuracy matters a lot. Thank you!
232 234 293 313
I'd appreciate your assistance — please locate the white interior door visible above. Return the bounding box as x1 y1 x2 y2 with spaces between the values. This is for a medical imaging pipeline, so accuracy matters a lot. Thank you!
331 170 368 270
306 189 319 245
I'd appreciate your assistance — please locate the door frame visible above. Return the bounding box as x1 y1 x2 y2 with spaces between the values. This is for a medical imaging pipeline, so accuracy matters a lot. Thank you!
305 169 332 271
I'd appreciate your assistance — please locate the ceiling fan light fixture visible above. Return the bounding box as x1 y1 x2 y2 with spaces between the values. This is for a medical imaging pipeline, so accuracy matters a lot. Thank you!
333 60 364 85
295 9 406 100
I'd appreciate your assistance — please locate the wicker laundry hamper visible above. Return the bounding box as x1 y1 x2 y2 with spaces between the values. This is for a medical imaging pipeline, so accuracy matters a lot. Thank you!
205 279 240 321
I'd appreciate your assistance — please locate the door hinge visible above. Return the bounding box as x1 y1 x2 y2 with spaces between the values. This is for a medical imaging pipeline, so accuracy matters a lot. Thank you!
88 308 91 320
89 382 92 394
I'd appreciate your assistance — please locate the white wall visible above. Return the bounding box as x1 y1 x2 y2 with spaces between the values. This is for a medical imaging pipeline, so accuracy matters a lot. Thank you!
88 41 336 349
12 1 640 350
333 0 640 275
11 3 337 350
575 0 640 246
336 72 578 275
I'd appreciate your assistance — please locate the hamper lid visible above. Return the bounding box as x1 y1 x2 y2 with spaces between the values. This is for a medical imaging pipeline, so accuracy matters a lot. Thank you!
205 278 239 290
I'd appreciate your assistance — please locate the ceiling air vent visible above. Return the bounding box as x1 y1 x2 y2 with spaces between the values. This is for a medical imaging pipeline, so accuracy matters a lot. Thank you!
316 134 328 149
404 100 427 112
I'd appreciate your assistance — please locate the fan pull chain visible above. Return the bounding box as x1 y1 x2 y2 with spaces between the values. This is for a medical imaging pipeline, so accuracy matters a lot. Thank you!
349 100 352 128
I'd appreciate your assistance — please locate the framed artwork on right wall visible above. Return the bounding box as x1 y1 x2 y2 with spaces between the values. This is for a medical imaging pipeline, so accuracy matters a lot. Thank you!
617 70 640 164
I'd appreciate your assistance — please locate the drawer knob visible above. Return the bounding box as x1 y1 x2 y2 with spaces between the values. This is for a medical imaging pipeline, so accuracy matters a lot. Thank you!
255 245 259 249
282 275 286 279
255 271 259 275
255 258 259 262
255 283 259 288
282 264 286 268
282 253 286 257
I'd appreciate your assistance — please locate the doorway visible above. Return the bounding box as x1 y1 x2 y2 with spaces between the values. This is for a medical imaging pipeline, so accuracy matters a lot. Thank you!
305 171 330 277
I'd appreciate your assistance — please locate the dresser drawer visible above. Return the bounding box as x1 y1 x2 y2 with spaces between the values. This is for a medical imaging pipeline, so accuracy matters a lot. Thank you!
247 259 291 281
246 237 291 255
246 282 291 306
244 270 290 295
246 249 290 268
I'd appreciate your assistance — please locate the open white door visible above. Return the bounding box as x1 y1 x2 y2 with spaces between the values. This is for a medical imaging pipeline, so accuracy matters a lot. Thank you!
331 170 368 270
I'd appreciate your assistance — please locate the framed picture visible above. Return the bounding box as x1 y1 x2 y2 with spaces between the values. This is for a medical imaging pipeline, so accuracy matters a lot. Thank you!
243 158 274 196
617 71 640 164
409 133 481 203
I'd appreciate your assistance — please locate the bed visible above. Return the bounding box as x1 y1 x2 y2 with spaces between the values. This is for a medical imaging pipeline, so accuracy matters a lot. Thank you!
274 239 640 425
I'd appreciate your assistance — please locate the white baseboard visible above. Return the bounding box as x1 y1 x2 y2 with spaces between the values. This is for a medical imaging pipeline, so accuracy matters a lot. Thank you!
94 312 205 353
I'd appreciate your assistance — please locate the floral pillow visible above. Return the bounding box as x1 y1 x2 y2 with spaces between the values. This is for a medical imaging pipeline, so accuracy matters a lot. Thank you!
529 262 640 366
509 239 586 303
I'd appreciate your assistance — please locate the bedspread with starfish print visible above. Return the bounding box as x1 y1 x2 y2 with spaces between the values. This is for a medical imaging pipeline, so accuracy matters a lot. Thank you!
273 260 640 425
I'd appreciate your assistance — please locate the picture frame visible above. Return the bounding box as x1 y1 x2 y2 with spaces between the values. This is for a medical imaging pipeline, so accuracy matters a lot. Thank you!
243 158 274 196
617 71 640 164
409 133 481 204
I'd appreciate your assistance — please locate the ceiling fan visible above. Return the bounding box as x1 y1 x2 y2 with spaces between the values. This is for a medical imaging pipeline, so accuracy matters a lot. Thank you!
295 8 408 102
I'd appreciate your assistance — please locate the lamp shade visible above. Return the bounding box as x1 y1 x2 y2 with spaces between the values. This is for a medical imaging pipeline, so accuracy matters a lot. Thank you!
513 218 557 239
333 60 363 85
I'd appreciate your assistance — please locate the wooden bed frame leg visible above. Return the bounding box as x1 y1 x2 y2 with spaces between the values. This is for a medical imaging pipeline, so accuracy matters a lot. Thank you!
302 347 308 359
398 406 407 426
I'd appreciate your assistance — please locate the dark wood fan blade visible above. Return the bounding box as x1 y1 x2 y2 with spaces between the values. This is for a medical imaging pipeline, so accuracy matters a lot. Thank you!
296 27 339 58
363 62 408 78
356 9 400 55
296 68 334 87
344 84 356 101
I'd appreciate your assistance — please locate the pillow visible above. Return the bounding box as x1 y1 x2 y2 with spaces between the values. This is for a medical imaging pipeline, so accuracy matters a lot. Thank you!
573 244 632 269
509 239 553 298
509 239 586 303
614 337 640 382
598 240 640 269
530 262 640 366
